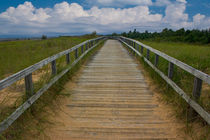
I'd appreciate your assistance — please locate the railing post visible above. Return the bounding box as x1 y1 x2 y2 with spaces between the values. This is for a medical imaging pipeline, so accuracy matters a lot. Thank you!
155 54 159 67
75 48 78 59
192 77 202 99
137 45 140 52
66 53 70 64
25 73 34 98
168 62 174 79
51 60 57 75
133 42 136 55
146 49 150 60
188 77 203 120
89 41 91 48
85 43 88 50
141 46 143 54
81 45 84 54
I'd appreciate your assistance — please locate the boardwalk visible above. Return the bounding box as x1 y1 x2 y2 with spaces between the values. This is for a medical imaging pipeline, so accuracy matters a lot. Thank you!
47 40 177 139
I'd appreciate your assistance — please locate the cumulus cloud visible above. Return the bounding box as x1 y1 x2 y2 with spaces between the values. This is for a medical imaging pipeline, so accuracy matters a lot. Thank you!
86 0 153 7
176 0 187 4
154 0 171 6
0 1 209 36
163 1 190 28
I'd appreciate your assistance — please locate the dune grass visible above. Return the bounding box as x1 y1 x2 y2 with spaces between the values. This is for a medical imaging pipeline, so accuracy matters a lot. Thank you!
0 37 105 139
140 41 210 74
127 40 210 139
0 35 95 80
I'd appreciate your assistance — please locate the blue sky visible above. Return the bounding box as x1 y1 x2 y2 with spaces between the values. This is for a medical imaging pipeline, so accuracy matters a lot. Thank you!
0 0 209 36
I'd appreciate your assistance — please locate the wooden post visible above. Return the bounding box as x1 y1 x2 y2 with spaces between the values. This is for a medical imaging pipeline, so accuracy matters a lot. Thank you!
168 62 174 79
75 48 78 59
192 77 202 100
155 54 159 67
51 60 57 75
66 53 70 64
133 42 136 55
188 77 203 120
146 49 150 60
85 43 88 50
25 73 33 98
137 45 140 52
141 46 143 54
81 45 84 54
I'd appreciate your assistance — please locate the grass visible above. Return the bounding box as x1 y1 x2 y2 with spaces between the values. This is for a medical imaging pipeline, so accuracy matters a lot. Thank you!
126 40 210 139
140 40 210 74
0 37 105 139
0 35 96 80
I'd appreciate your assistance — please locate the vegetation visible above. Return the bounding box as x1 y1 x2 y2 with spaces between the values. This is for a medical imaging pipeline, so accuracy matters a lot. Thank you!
140 40 210 74
123 40 210 139
41 35 47 40
121 28 210 44
0 36 105 139
0 34 96 80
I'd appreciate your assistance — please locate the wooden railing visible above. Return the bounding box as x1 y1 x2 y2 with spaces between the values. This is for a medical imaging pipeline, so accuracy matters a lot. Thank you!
118 36 210 125
0 36 105 133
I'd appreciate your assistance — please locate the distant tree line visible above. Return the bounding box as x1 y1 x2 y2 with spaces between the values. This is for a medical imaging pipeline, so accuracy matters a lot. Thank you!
120 28 210 44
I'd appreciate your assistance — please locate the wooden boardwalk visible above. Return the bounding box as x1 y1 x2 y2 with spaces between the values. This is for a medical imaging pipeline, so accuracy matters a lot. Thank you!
48 40 177 139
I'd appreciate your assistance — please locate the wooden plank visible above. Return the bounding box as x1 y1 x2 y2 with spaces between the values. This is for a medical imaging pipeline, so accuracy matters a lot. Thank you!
52 40 175 139
120 38 210 125
0 37 104 90
0 39 105 134
120 36 210 84
24 73 34 98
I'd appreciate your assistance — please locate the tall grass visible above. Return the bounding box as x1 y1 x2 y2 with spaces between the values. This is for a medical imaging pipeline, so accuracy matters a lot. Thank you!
0 35 95 79
0 38 105 139
126 40 210 139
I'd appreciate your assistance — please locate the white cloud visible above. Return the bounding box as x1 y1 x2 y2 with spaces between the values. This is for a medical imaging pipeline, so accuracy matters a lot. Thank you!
154 0 171 6
0 1 209 36
96 0 152 5
163 1 190 28
176 0 187 4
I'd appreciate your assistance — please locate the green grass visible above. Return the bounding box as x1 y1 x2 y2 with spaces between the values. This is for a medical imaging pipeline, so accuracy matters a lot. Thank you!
124 40 210 139
0 35 96 79
140 40 210 74
137 40 210 110
1 38 105 139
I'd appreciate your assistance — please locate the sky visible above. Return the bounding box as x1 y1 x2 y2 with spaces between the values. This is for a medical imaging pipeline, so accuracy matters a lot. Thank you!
0 0 209 37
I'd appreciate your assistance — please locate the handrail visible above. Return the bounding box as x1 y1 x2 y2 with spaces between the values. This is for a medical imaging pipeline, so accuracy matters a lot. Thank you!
118 36 210 125
0 36 106 133
120 36 210 84
0 36 104 90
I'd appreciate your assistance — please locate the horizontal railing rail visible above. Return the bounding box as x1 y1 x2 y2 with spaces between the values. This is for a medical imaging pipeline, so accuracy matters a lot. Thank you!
0 36 106 133
118 36 210 125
